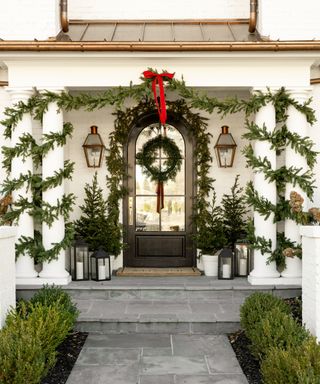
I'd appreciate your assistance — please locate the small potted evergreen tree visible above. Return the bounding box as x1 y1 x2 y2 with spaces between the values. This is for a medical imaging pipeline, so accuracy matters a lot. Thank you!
195 190 226 276
74 173 116 272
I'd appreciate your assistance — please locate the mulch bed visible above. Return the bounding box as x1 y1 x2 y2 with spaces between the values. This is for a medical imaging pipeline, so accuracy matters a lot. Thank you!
228 296 302 384
41 331 88 384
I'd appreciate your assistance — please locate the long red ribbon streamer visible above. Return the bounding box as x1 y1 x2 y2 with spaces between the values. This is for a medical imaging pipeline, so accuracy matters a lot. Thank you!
143 70 174 213
143 70 175 125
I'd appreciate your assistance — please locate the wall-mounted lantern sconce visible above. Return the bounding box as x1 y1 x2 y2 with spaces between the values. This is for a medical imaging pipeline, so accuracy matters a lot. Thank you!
82 125 105 168
214 125 237 168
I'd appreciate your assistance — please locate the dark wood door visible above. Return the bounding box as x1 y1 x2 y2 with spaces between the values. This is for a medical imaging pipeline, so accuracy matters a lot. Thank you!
123 113 195 267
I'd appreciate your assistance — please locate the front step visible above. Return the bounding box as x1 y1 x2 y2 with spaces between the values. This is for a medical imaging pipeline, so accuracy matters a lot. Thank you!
17 277 301 335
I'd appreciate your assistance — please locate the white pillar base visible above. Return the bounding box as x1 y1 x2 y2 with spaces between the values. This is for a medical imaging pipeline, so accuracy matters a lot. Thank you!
39 251 70 279
281 256 302 278
248 275 301 286
16 276 71 286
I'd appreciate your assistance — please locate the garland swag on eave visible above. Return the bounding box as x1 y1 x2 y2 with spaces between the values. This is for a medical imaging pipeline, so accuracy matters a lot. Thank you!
0 70 316 265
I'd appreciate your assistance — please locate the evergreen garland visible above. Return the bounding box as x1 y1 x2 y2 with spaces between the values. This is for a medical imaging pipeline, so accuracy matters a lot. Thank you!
0 71 316 267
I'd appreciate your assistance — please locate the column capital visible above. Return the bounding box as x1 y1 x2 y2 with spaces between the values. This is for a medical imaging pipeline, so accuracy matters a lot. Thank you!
286 87 312 102
5 87 34 103
250 86 280 95
36 87 66 94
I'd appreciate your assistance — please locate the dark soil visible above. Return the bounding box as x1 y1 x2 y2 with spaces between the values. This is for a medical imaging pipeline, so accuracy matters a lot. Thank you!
41 331 88 384
229 296 302 384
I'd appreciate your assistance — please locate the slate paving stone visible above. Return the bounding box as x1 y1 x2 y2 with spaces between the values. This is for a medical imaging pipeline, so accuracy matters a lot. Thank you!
85 333 171 348
172 335 230 356
126 301 191 315
142 347 173 356
175 374 248 384
140 356 209 375
139 375 175 384
66 364 140 384
205 343 243 374
76 347 141 365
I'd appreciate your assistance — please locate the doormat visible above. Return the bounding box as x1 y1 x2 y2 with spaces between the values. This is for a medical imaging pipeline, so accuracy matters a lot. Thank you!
117 267 202 277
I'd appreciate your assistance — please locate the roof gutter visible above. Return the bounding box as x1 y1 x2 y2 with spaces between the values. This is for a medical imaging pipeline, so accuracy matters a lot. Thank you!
60 0 69 33
249 0 257 33
1 41 320 52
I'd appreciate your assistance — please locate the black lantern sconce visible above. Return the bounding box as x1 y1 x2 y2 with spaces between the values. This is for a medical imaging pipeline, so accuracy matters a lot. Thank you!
91 247 111 281
214 125 237 168
82 125 105 168
234 241 251 277
218 247 234 280
71 238 90 281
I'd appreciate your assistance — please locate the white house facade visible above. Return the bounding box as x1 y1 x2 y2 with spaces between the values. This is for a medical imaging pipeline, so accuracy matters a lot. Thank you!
1 0 320 289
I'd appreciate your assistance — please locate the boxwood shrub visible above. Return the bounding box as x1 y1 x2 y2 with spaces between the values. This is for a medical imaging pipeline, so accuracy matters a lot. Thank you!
261 337 320 384
0 285 78 384
240 292 290 339
249 306 310 359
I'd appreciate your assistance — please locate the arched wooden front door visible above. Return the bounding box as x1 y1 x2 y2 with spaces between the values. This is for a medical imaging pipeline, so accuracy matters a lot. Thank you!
123 113 195 267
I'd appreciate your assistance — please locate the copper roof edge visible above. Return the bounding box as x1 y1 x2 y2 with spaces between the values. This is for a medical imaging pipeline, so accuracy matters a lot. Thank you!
1 41 320 51
69 18 250 25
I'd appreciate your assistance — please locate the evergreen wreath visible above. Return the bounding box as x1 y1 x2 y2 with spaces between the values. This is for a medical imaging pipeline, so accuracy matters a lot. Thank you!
136 134 182 183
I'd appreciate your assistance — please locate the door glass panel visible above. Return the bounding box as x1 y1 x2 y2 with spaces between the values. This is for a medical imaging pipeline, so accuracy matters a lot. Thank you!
161 197 185 232
136 124 160 153
164 162 185 195
136 164 157 195
136 196 159 231
135 124 185 232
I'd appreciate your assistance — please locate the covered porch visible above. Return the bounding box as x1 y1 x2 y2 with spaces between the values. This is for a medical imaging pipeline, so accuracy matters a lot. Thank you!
1 34 319 288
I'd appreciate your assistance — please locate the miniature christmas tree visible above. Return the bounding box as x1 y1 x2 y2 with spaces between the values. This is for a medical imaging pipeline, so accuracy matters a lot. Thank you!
222 175 248 248
74 172 110 251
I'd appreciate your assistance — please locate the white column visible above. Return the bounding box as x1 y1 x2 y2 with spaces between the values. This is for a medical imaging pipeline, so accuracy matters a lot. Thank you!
248 90 280 285
282 88 311 280
7 88 38 280
0 87 11 195
38 90 71 284
310 82 320 208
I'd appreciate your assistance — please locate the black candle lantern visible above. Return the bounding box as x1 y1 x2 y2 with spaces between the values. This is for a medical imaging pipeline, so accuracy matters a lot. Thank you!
214 125 237 168
235 241 251 277
71 238 90 281
82 125 105 168
218 247 234 280
91 247 111 281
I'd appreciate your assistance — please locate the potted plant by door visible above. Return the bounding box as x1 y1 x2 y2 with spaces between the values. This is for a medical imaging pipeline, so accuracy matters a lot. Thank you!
195 191 226 276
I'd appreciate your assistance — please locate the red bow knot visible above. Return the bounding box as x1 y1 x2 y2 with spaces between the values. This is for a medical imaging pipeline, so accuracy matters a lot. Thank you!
143 70 175 125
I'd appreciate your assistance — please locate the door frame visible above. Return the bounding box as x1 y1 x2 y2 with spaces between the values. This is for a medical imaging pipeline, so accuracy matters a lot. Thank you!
123 111 197 267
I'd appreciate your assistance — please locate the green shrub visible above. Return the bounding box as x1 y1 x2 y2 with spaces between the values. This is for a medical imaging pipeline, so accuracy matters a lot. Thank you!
1 291 79 384
249 306 310 359
30 284 79 326
240 292 290 338
0 308 55 384
261 337 320 384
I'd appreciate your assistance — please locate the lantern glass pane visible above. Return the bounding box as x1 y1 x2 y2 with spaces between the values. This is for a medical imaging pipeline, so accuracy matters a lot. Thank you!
84 133 103 146
87 147 101 167
218 147 233 167
235 243 249 276
91 257 97 280
217 134 236 146
221 257 232 279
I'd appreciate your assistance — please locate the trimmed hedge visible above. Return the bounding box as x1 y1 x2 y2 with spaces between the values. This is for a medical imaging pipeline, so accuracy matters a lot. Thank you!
261 338 320 384
240 292 290 339
240 292 320 383
249 306 310 359
0 285 78 384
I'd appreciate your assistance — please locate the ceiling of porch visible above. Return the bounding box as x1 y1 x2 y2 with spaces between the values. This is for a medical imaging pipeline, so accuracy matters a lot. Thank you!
58 19 261 43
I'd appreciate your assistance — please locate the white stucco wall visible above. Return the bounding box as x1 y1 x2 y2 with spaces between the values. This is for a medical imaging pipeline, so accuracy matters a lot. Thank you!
0 0 60 40
258 0 320 40
69 0 249 20
0 227 16 329
301 226 320 341
1 0 320 41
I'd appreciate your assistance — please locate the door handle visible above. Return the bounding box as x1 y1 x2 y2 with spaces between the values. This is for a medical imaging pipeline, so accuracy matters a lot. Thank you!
129 197 133 225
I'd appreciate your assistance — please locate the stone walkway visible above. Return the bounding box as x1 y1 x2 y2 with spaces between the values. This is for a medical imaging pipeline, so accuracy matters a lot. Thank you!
66 333 248 384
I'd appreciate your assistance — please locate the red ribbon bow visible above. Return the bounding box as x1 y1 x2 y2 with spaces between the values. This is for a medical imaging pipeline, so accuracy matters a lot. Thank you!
143 70 175 125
